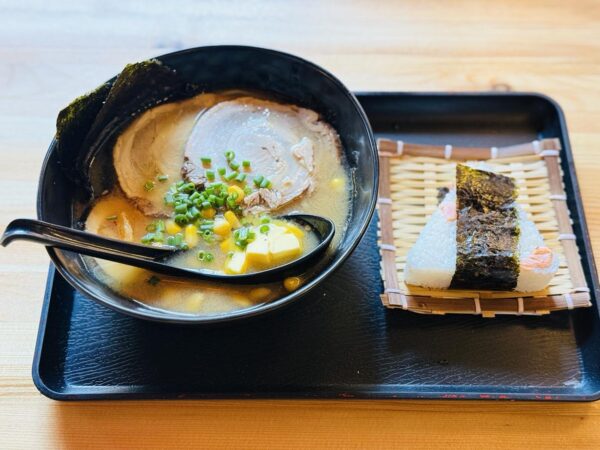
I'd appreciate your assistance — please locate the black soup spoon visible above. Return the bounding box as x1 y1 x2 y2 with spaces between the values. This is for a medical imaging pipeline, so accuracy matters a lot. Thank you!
1 214 335 284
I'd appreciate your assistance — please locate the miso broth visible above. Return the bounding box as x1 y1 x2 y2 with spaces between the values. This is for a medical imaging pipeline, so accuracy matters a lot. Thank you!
85 91 351 315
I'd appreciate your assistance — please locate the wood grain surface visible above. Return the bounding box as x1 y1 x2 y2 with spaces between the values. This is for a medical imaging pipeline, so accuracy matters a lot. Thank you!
1 0 600 448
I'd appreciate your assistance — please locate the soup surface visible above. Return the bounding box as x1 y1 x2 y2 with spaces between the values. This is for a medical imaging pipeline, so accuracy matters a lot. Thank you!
85 92 351 315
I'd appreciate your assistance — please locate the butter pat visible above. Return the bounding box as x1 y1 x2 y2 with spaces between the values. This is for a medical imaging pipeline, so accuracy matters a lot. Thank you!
224 251 248 274
285 223 304 239
269 233 302 262
246 234 271 264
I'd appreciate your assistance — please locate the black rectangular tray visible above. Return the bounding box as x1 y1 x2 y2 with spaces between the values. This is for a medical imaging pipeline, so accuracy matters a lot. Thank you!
32 92 600 401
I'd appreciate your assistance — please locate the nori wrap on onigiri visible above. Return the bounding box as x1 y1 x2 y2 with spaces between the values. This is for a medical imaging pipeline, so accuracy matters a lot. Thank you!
449 164 520 290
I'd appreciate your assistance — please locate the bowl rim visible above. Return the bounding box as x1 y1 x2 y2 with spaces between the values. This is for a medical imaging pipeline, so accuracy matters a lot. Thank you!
37 45 379 324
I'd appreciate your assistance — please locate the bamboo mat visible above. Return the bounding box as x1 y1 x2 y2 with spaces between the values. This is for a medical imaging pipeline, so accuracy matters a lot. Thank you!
377 138 592 317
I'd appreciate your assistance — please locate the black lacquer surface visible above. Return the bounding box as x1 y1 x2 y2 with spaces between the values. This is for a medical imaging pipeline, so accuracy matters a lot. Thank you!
33 93 600 401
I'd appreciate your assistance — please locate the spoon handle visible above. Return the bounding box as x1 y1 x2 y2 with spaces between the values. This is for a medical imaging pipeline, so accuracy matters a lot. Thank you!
1 218 173 261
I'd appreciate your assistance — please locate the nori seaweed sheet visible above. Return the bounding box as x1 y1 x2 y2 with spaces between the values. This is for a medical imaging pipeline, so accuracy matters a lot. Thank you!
54 59 200 191
450 164 520 290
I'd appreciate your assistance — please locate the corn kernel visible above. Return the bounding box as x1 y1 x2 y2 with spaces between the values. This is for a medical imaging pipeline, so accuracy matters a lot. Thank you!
330 177 344 191
284 276 301 292
165 219 182 235
201 207 216 219
96 261 144 285
185 293 204 312
227 185 245 203
249 287 272 301
220 237 235 253
224 210 241 228
213 218 232 236
184 224 199 247
232 293 252 307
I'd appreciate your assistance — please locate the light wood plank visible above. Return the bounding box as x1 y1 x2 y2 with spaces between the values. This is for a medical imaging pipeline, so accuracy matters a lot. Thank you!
1 0 600 448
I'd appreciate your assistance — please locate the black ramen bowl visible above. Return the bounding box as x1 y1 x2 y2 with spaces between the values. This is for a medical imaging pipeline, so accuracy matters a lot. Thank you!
37 46 378 324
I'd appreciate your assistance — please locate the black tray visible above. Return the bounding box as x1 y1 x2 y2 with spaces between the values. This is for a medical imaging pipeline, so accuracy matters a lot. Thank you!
33 93 600 401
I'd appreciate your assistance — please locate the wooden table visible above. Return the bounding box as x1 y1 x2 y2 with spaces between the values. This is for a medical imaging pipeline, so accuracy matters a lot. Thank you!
1 1 600 448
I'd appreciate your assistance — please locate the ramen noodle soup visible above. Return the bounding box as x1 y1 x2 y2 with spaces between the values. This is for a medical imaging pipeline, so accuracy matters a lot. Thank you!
85 92 351 315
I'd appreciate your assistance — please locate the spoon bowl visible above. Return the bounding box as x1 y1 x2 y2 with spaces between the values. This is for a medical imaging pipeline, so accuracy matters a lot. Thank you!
1 214 335 284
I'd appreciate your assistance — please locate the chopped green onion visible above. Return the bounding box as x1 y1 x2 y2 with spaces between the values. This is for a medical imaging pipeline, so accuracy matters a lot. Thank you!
105 215 118 221
225 172 238 181
235 173 247 182
164 193 175 205
155 220 165 232
173 233 183 246
198 250 215 262
157 174 169 182
202 230 215 244
242 160 251 168
260 216 271 224
201 201 212 210
183 182 196 193
253 175 264 187
146 223 157 232
260 224 270 234
259 178 271 189
141 233 155 244
201 157 212 165
174 214 188 225
226 196 237 209
166 236 176 246
225 151 235 161
243 186 252 195
175 203 188 214
229 161 240 170
144 181 155 191
232 226 256 249
206 170 215 181
217 167 227 176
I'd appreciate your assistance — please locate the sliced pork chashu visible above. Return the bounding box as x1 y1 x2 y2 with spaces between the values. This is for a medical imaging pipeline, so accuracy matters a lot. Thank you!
113 95 217 216
183 97 341 213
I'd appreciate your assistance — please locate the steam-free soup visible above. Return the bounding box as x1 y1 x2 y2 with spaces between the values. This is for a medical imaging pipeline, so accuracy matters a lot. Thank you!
85 92 350 315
